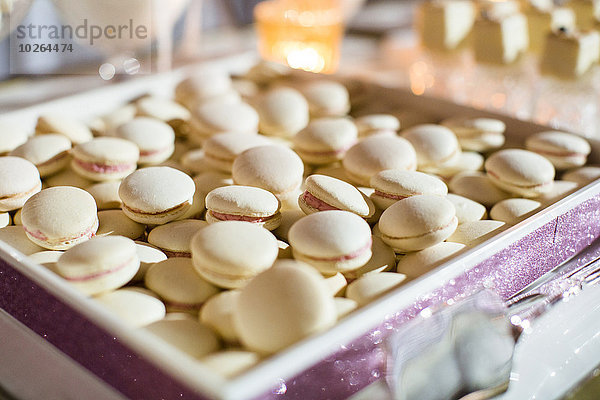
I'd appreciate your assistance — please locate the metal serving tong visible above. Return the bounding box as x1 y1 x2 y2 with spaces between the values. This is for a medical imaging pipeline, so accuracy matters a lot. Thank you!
381 236 600 400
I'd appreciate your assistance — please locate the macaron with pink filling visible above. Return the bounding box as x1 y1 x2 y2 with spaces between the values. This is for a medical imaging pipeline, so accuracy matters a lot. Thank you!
71 137 139 181
0 156 42 212
115 117 175 165
119 166 196 225
205 185 282 230
298 174 375 219
21 186 98 250
292 117 358 165
378 194 458 253
56 236 139 295
288 210 373 274
369 170 448 210
525 131 591 170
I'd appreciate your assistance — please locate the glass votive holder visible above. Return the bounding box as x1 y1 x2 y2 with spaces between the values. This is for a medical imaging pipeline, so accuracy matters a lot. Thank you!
254 0 344 74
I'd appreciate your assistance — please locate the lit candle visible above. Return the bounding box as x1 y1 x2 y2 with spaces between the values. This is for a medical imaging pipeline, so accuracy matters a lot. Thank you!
254 0 344 74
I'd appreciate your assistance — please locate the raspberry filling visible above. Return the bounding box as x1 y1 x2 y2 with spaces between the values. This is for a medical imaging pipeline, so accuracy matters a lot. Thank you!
64 255 134 283
210 211 274 223
24 219 97 243
301 191 339 211
306 237 372 262
74 158 134 174
373 190 409 200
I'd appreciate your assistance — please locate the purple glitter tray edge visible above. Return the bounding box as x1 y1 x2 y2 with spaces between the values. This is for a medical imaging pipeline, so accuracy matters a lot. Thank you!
1 194 599 400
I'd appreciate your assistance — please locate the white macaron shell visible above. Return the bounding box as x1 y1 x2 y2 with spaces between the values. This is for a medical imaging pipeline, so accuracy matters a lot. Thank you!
401 124 461 170
293 117 358 164
147 219 207 255
257 86 310 137
136 96 191 122
485 149 555 196
446 193 487 224
116 117 175 163
143 319 220 359
192 101 259 136
36 114 93 145
396 242 466 279
232 145 304 197
301 80 350 117
490 198 541 223
9 134 71 177
119 166 195 214
342 135 417 185
94 288 166 328
234 260 336 354
203 133 272 172
447 220 506 246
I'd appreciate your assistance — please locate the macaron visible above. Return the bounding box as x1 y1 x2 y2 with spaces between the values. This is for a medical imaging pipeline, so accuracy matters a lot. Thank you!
0 212 10 228
94 288 166 328
345 272 407 307
272 209 306 242
56 236 139 295
244 59 292 85
525 131 591 170
190 101 259 143
9 134 71 177
292 117 358 165
44 167 92 189
256 86 310 138
85 180 122 210
490 198 541 223
96 104 137 135
199 290 240 343
193 172 234 196
446 220 506 246
143 318 220 359
175 70 234 109
36 114 93 145
199 350 260 378
449 172 511 207
28 250 63 274
298 174 375 219
396 242 466 280
369 170 448 210
131 241 167 282
334 297 358 319
147 219 207 257
180 149 214 175
378 195 458 253
300 80 350 117
446 193 487 224
191 221 279 289
401 124 461 173
21 187 98 250
205 186 282 230
343 236 396 280
342 134 417 186
0 120 28 155
562 166 600 186
536 180 578 204
354 114 400 137
71 137 139 181
115 117 176 165
441 117 506 152
288 210 373 274
437 151 485 180
0 226 44 255
96 210 146 240
119 166 196 225
0 156 42 212
232 145 304 203
202 133 272 173
136 96 191 125
324 272 348 297
234 259 336 354
485 149 555 197
145 257 220 313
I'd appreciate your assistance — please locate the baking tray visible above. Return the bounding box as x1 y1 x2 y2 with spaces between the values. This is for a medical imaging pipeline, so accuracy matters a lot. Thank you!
1 52 600 400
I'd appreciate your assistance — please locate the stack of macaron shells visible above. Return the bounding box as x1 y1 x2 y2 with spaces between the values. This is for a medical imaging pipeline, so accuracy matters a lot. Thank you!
3 64 598 375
